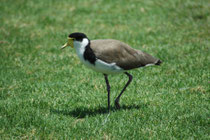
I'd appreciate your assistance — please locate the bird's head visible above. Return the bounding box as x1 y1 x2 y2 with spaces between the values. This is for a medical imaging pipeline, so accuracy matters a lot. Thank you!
61 32 89 49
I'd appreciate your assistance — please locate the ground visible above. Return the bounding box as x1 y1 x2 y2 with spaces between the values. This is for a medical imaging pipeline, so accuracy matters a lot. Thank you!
0 0 209 139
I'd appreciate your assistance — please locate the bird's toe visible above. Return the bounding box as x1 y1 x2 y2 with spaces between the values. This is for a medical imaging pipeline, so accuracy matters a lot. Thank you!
115 101 121 109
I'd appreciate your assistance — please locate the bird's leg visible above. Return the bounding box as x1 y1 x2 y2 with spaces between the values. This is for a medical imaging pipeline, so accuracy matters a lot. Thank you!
104 74 111 112
115 72 133 109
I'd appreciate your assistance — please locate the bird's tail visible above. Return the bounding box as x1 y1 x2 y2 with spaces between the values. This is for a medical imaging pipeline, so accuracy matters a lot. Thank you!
155 59 162 65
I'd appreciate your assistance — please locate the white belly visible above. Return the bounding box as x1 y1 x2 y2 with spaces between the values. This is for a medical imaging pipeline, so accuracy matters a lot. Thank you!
83 59 124 74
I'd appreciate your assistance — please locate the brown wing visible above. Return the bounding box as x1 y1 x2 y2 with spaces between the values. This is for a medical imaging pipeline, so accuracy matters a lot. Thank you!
90 39 161 70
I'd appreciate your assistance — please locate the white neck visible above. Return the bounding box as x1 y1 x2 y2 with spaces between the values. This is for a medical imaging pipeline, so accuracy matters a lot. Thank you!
74 38 89 50
74 38 89 61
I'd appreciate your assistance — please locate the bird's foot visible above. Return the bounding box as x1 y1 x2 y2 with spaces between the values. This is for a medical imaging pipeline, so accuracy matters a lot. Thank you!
115 100 121 109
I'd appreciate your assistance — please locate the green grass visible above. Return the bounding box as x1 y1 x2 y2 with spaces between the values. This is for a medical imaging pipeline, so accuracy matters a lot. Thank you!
0 0 209 139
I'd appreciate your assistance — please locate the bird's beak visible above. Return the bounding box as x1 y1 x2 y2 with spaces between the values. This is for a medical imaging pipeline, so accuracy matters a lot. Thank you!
61 37 74 49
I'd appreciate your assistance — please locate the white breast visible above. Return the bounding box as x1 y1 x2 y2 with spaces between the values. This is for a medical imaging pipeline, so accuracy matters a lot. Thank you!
74 39 124 74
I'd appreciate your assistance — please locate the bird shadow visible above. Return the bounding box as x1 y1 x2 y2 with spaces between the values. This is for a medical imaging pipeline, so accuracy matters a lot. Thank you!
51 104 144 118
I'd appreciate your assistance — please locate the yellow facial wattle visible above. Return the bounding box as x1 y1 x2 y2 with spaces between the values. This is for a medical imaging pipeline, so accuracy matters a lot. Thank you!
67 38 74 48
61 37 74 49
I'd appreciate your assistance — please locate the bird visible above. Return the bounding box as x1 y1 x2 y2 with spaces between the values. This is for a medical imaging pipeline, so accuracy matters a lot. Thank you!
61 32 162 112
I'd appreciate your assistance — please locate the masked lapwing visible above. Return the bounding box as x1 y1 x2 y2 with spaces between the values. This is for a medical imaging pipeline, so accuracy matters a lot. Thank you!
61 32 162 111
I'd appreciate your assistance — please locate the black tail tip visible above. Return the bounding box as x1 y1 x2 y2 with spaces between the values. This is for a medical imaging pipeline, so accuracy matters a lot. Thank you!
155 60 162 65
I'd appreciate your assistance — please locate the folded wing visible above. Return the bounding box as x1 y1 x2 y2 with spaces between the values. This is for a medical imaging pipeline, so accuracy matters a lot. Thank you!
90 39 161 70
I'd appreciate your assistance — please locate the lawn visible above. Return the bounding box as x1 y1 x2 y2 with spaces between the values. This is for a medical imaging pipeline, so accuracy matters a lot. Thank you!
0 0 209 139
